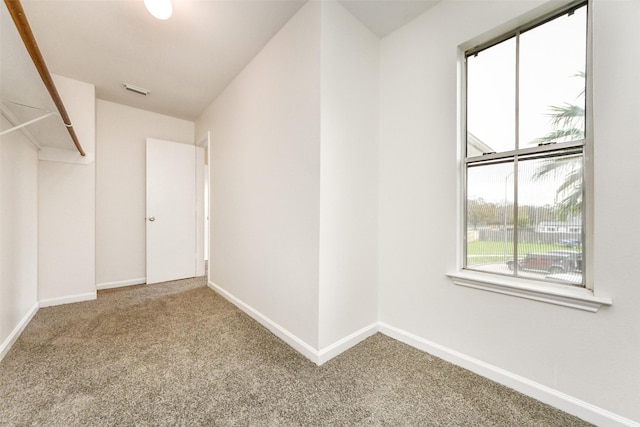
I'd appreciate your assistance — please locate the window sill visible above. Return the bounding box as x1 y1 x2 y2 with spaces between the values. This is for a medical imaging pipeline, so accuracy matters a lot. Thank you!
447 271 612 312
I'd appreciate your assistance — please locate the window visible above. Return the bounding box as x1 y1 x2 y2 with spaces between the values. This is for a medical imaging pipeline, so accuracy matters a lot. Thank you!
464 2 588 287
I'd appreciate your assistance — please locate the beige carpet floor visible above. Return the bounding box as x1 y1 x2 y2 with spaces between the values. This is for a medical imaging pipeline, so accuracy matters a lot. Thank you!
0 276 591 426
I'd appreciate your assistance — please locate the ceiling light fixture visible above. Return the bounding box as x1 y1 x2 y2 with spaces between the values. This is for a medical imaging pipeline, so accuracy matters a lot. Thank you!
144 0 172 20
124 83 150 96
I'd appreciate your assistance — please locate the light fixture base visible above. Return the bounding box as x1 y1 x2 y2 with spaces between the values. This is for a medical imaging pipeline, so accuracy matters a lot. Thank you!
144 0 173 20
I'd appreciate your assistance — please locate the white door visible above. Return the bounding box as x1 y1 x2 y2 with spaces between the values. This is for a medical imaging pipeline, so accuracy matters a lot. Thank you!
146 138 196 284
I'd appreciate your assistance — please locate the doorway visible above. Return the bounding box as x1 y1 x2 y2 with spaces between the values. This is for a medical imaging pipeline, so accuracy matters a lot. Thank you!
197 132 210 279
146 138 205 284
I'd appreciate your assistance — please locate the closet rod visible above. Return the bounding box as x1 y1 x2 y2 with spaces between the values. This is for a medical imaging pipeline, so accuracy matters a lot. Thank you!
4 0 86 156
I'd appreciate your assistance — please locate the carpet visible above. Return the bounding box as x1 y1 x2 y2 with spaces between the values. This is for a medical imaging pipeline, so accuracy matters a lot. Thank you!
0 276 591 426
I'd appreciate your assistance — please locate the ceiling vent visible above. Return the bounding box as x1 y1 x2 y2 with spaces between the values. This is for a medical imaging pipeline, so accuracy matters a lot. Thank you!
123 83 150 96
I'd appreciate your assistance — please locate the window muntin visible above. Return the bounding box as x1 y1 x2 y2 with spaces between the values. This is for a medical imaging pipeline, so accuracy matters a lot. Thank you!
519 6 587 146
464 2 587 287
466 38 516 155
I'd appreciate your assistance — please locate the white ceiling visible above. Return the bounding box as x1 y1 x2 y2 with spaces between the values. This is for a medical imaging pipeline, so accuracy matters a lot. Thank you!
13 0 439 122
339 0 438 38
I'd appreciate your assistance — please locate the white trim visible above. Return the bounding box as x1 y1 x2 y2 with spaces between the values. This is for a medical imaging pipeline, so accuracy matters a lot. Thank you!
39 147 95 165
39 291 96 308
196 130 210 148
208 280 320 363
207 280 377 366
1 286 634 425
203 281 632 424
0 111 56 136
447 270 612 312
379 322 639 427
0 302 39 362
96 277 146 290
318 322 378 365
0 103 43 151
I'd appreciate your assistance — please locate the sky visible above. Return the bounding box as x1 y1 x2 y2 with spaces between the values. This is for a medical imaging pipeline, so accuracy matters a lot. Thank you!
466 5 586 205
467 155 581 208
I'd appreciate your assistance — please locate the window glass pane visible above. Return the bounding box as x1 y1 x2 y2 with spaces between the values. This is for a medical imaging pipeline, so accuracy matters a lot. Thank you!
466 162 514 275
519 6 587 147
516 154 583 285
464 2 588 289
467 38 516 156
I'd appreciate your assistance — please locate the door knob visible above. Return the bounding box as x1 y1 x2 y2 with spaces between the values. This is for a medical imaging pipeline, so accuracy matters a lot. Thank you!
148 217 155 222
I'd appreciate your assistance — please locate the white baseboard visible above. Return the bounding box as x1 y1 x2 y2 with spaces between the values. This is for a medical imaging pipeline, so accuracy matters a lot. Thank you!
97 278 146 290
205 281 632 424
0 302 39 362
2 282 635 425
39 291 96 308
208 280 377 366
318 322 378 365
208 280 320 363
379 322 639 427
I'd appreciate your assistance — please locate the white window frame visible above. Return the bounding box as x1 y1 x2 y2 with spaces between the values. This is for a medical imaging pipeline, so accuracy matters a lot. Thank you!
448 0 612 312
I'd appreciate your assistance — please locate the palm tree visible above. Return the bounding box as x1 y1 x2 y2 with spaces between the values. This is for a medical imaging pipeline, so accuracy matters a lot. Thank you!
531 71 585 216
532 155 582 217
533 71 585 145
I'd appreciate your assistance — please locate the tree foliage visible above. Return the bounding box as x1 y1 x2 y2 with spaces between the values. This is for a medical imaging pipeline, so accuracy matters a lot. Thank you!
531 71 585 216
467 198 559 229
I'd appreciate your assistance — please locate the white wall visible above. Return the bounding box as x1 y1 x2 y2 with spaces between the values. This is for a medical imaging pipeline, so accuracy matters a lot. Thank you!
95 100 194 288
38 75 96 305
0 116 39 358
196 0 322 349
196 0 380 359
590 0 640 421
318 1 379 349
378 0 640 423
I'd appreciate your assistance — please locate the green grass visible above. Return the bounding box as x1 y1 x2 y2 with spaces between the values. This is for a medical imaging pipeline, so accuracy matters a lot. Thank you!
468 256 505 265
467 240 578 255
467 241 580 266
